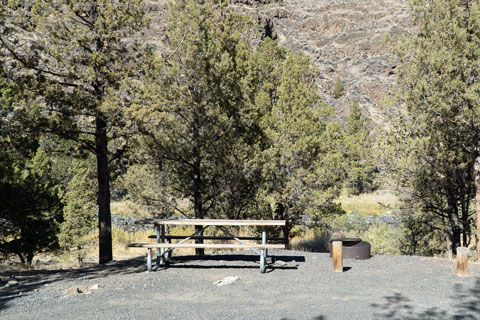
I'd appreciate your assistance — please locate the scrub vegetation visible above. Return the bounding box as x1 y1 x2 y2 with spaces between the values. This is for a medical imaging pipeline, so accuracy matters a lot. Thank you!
1 0 479 267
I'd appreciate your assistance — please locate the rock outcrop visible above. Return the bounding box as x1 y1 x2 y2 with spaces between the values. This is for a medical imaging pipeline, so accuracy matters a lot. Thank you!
144 0 414 124
231 0 413 123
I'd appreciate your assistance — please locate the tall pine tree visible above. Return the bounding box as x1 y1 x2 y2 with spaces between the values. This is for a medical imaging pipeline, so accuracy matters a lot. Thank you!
0 64 63 265
388 0 480 256
342 100 378 195
127 0 263 252
59 159 96 264
0 0 150 263
260 51 344 244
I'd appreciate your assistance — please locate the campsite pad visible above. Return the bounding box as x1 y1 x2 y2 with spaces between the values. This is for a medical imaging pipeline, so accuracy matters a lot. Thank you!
1 250 480 319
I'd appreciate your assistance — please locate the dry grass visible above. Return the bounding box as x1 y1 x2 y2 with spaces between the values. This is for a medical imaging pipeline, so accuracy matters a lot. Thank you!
290 229 330 253
17 193 404 267
336 190 398 217
4 226 333 269
111 198 192 219
110 200 150 218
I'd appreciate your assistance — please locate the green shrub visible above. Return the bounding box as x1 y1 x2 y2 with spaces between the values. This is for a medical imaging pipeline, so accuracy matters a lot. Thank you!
363 221 402 255
58 161 96 264
332 75 345 99
328 211 404 255
329 211 370 236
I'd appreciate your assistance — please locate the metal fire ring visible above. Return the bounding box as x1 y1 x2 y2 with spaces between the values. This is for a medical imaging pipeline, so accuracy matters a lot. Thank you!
330 238 362 246
329 238 371 260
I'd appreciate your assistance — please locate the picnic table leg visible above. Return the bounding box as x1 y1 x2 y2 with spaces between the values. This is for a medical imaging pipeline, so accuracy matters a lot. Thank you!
260 230 267 273
260 249 265 273
166 226 172 259
160 225 166 265
147 248 152 271
263 230 268 258
156 226 161 267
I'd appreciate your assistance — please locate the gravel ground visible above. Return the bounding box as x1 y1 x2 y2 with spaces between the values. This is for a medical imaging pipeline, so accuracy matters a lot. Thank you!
1 250 480 320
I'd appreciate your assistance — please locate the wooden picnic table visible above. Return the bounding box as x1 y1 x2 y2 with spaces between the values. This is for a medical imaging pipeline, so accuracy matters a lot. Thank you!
135 218 286 226
128 218 286 273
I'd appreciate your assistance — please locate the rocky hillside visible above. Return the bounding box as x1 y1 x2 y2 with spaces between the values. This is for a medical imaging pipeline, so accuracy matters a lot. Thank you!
145 0 414 124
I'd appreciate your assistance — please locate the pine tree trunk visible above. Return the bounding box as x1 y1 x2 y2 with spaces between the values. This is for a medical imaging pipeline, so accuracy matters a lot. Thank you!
276 202 290 249
194 225 204 256
27 252 34 268
17 253 25 265
474 155 480 262
283 212 290 249
448 203 461 257
96 112 112 264
193 159 204 256
450 228 461 257
192 112 204 256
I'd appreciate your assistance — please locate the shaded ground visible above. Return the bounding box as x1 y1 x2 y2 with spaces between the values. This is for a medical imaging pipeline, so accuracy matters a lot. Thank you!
1 250 479 319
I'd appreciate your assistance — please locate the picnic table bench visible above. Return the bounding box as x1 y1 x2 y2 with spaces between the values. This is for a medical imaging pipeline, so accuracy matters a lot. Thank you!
128 218 286 273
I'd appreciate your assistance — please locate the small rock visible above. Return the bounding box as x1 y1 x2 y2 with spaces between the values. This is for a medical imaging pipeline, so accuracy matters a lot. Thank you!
66 287 82 295
89 284 99 291
214 276 239 287
7 280 18 286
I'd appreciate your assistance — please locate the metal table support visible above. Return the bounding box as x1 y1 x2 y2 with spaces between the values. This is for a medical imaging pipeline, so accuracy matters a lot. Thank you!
156 226 160 267
260 230 267 273
147 248 152 271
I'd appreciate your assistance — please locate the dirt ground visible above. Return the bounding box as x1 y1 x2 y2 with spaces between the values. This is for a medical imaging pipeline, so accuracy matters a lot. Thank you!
1 250 480 320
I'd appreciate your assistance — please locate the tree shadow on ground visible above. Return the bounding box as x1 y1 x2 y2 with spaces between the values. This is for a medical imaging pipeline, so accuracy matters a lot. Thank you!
0 252 306 312
281 316 326 320
160 253 305 271
162 264 298 271
372 278 480 319
169 253 305 263
0 256 146 312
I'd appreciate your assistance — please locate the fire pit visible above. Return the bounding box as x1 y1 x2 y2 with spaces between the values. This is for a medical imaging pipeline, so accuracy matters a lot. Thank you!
329 238 371 260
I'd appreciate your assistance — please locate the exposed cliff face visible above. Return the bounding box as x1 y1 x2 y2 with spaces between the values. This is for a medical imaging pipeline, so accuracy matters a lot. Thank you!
232 0 413 123
145 0 414 123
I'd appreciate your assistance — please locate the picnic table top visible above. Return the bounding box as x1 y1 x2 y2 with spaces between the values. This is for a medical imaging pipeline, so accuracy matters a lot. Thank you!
134 218 286 226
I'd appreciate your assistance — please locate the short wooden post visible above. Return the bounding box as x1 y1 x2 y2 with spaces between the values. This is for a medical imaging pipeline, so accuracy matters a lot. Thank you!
332 240 343 272
457 247 468 277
